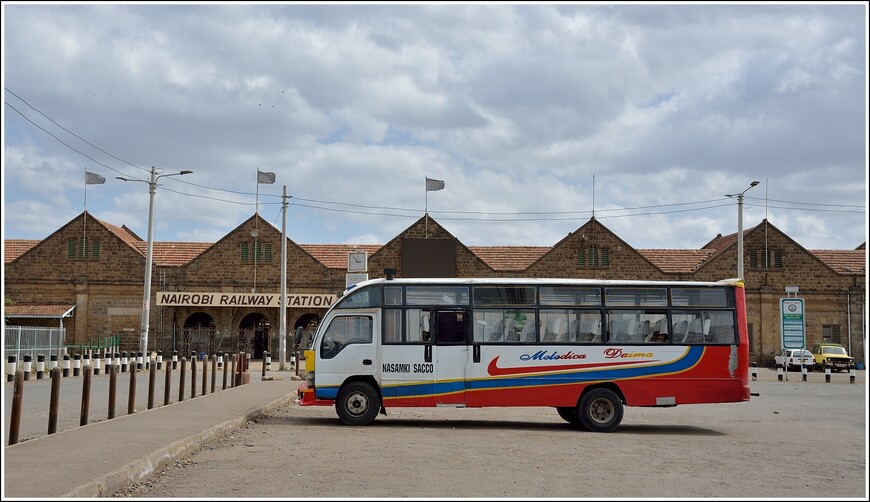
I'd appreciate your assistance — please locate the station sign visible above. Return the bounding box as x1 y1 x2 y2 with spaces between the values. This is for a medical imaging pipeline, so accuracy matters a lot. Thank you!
780 297 806 349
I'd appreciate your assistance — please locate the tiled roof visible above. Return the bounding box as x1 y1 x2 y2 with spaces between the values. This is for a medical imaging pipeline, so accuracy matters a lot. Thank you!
5 239 40 263
809 250 866 274
636 249 718 274
4 239 865 275
299 244 383 269
131 242 213 267
467 246 551 271
4 304 76 317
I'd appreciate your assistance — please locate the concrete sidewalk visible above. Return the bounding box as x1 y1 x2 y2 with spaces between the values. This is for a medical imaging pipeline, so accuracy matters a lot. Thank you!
3 371 301 498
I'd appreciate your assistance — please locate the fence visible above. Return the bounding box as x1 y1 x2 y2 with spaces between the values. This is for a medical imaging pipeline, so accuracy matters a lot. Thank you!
4 326 68 361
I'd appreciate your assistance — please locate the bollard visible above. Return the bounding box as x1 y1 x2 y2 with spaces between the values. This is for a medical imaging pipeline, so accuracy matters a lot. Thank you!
137 351 144 370
108 363 117 420
157 350 163 370
121 351 128 373
179 358 187 402
49 354 58 371
148 359 157 409
73 354 81 377
48 367 62 434
211 354 217 393
94 354 102 376
262 352 268 379
191 352 198 399
22 354 32 381
62 354 71 377
266 351 271 372
849 363 856 384
9 371 24 445
824 362 831 383
114 352 121 373
6 355 16 383
83 353 90 374
172 350 178 370
80 365 92 426
218 351 224 369
202 353 209 396
36 354 45 380
801 362 807 382
776 362 783 382
104 354 112 376
164 357 173 406
128 364 137 415
222 353 229 390
230 353 236 388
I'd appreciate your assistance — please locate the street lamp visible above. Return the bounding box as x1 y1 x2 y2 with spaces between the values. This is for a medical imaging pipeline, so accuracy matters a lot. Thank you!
725 180 760 279
117 166 193 359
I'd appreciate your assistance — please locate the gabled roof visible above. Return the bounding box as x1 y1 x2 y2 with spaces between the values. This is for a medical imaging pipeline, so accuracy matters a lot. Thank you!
132 242 213 267
299 244 382 269
636 249 718 274
809 250 866 274
467 246 550 272
5 239 40 263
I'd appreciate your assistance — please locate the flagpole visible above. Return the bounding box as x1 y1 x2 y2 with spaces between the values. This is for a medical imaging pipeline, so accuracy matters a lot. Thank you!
83 167 87 256
425 176 428 238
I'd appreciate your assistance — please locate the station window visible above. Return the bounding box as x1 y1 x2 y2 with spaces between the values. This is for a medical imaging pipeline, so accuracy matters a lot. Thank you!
68 238 100 261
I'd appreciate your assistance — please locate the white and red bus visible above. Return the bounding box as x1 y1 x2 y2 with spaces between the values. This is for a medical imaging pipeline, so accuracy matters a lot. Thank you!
296 277 750 432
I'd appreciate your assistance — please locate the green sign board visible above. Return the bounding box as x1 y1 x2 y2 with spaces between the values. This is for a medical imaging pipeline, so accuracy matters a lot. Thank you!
780 298 806 349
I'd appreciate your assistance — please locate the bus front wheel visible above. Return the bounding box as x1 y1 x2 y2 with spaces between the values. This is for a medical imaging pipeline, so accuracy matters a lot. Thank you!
336 381 380 426
577 388 623 433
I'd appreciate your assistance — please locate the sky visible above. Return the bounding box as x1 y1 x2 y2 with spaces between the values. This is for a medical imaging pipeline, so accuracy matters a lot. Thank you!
2 2 868 252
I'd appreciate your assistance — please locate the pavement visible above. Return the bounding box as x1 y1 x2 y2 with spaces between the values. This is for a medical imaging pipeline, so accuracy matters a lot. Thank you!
2 363 303 498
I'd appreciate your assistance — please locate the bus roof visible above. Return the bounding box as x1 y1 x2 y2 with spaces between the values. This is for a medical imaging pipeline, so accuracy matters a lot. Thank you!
344 277 744 292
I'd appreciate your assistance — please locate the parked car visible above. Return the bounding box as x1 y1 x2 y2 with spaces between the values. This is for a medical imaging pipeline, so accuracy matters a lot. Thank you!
774 349 815 371
811 343 854 372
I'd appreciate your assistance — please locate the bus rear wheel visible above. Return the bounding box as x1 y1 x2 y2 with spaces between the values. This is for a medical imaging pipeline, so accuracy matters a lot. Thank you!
336 381 380 426
577 388 623 433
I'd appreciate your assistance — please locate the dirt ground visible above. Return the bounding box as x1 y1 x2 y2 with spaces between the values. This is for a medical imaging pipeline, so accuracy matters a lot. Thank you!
114 368 867 499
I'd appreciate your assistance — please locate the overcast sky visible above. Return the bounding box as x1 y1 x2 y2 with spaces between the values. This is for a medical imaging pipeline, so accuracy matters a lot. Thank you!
2 2 867 252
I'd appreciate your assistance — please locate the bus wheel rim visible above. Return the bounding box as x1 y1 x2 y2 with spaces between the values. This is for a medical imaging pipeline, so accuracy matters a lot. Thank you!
589 397 614 423
347 392 369 416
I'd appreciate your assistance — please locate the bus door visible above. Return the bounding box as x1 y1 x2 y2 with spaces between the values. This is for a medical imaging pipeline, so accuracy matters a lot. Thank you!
379 308 436 406
433 309 470 406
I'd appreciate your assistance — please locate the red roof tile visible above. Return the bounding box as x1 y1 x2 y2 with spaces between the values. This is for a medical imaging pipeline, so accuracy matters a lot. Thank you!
810 250 866 274
131 242 213 267
5 239 40 263
5 304 76 317
467 246 550 271
637 249 718 274
299 244 382 269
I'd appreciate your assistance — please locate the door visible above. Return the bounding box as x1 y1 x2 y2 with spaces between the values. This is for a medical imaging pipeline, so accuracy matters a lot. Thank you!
433 309 470 405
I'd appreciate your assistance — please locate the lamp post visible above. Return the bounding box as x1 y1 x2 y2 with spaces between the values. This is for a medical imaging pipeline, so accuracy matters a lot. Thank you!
117 166 193 358
726 180 760 279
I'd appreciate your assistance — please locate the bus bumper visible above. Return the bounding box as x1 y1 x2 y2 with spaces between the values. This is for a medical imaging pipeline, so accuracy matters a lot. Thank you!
296 383 333 407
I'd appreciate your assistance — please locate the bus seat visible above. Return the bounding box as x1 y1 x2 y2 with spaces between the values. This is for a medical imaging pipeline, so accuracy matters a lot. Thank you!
489 320 504 342
522 321 536 342
556 331 572 342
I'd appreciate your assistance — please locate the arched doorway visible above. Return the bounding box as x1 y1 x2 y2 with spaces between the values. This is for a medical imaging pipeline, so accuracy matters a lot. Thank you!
239 313 270 359
182 312 216 357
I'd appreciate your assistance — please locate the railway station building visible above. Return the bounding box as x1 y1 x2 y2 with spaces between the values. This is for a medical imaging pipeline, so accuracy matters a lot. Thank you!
4 211 865 367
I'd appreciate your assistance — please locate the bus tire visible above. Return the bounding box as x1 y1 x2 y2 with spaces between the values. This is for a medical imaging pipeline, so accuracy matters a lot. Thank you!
556 406 581 426
336 381 380 426
577 388 623 433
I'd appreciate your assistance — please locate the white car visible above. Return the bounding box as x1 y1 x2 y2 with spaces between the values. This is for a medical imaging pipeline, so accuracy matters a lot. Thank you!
774 349 815 371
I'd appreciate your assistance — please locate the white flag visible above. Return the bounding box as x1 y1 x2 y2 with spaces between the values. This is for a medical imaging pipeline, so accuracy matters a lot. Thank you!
257 170 276 184
85 171 106 185
426 177 445 191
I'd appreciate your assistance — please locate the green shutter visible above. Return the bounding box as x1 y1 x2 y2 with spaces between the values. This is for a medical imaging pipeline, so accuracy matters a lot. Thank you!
264 243 272 262
601 248 609 267
92 239 100 259
241 243 249 263
577 249 585 267
68 239 76 259
79 238 88 258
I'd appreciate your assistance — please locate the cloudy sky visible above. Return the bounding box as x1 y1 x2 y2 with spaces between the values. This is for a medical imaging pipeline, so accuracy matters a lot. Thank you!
2 3 867 252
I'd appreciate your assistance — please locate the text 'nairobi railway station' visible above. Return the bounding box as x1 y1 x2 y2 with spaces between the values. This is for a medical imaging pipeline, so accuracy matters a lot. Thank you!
156 292 337 308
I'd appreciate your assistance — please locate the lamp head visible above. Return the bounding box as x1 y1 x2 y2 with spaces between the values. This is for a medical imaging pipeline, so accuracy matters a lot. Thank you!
750 180 760 187
180 170 193 175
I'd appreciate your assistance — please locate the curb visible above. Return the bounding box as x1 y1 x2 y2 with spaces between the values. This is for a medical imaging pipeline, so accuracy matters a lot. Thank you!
61 391 296 497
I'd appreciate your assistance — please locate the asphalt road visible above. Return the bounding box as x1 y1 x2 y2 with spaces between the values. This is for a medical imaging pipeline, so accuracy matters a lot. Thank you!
112 367 867 499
